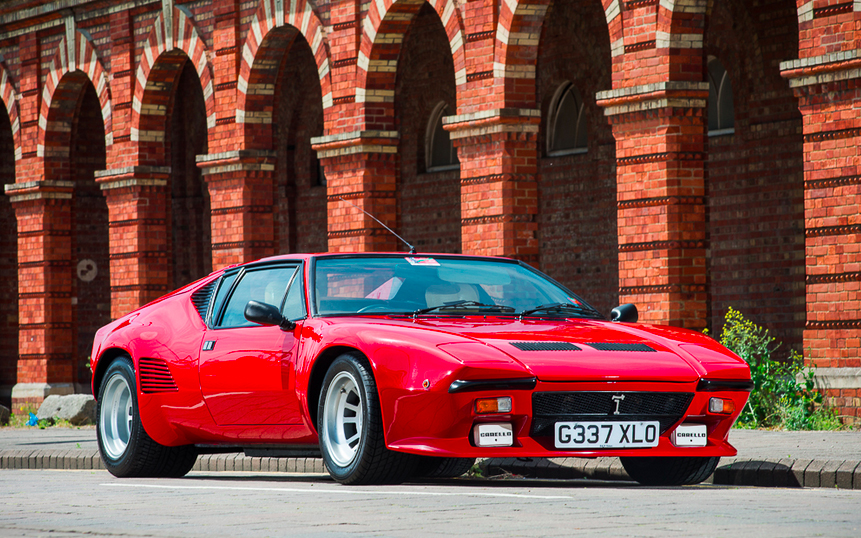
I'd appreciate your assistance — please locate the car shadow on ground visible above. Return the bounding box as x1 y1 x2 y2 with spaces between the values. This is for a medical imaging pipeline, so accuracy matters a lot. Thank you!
177 472 659 489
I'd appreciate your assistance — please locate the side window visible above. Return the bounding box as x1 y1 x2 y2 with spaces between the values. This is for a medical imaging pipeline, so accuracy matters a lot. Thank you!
209 272 238 325
282 269 306 321
216 266 298 328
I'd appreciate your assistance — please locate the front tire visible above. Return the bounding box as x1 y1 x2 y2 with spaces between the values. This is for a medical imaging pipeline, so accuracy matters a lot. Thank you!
97 356 197 478
318 353 417 484
620 456 720 486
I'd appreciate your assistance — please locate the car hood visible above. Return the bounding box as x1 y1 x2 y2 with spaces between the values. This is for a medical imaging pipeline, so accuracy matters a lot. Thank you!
360 316 738 383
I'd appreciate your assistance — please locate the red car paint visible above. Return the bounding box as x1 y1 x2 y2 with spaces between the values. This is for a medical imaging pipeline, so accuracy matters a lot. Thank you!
91 253 750 459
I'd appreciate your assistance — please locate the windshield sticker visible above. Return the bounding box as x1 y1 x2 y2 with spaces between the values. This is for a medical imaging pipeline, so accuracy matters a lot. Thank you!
567 297 582 306
405 257 440 266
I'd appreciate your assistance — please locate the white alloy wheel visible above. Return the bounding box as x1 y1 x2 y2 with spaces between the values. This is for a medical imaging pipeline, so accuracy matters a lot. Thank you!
322 371 364 467
99 371 133 460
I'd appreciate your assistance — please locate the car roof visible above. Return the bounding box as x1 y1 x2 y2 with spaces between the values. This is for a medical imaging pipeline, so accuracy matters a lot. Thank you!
246 252 516 265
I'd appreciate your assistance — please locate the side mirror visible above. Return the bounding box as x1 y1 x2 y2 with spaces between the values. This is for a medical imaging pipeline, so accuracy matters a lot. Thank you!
244 300 296 331
610 303 638 323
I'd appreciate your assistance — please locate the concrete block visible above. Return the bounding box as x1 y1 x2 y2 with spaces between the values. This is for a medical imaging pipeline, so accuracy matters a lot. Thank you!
804 459 828 488
790 459 813 487
820 460 843 488
36 394 96 425
835 461 859 489
740 460 763 486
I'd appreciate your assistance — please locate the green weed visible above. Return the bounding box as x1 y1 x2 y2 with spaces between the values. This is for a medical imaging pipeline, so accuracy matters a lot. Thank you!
715 308 843 430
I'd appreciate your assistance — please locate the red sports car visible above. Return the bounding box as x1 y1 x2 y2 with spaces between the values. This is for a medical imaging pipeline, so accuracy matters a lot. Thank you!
91 253 752 485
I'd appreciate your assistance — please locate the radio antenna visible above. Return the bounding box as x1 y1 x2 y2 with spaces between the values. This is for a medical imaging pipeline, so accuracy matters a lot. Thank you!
338 196 416 254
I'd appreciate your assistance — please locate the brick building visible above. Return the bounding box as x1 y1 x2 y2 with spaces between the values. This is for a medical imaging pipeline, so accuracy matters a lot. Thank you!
0 0 858 419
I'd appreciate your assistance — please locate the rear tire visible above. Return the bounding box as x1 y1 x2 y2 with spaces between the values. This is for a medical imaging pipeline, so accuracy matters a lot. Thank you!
414 457 475 479
620 456 720 486
318 353 418 484
97 356 197 478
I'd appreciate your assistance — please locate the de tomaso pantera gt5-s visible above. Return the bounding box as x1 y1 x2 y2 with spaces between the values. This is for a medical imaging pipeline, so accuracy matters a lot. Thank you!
91 253 752 485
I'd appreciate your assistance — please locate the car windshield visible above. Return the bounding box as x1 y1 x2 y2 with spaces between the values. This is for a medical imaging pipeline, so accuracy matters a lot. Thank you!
313 256 602 319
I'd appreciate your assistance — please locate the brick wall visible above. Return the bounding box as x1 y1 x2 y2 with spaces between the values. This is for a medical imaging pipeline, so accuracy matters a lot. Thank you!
536 0 618 316
705 0 806 353
70 81 108 387
170 60 211 289
0 0 858 416
274 33 328 255
395 3 461 255
0 106 15 404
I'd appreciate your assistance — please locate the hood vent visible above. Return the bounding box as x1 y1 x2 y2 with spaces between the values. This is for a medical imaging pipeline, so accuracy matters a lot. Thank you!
139 357 178 393
511 342 581 352
586 343 656 352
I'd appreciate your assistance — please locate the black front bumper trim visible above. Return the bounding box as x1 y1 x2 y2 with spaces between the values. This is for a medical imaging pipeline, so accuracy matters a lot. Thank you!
449 377 538 393
696 378 754 392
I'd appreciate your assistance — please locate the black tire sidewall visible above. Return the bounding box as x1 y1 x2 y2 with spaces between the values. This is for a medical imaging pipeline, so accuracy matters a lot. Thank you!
96 356 143 476
317 355 374 482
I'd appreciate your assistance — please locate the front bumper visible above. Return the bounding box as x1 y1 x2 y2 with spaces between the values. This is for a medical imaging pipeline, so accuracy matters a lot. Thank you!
384 379 749 459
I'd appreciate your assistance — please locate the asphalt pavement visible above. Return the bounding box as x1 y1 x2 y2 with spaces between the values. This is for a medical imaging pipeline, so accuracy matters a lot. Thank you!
1 426 859 488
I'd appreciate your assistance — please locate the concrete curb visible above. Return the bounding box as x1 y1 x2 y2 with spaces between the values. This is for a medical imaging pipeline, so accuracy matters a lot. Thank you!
2 450 859 488
479 456 861 489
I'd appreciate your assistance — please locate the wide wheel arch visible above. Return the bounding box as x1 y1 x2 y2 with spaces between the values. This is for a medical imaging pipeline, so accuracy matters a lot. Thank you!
307 345 369 433
92 347 134 397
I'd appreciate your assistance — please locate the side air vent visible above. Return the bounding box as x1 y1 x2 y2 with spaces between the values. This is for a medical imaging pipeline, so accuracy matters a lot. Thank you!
139 357 178 393
511 342 581 352
585 343 656 352
191 280 217 320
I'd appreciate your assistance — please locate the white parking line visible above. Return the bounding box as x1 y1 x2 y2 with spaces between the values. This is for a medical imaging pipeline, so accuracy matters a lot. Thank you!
102 482 574 500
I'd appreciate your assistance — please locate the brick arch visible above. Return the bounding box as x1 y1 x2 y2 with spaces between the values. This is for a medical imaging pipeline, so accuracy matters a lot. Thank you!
654 0 707 77
236 0 331 147
37 31 112 159
0 62 21 161
357 0 466 128
132 6 215 150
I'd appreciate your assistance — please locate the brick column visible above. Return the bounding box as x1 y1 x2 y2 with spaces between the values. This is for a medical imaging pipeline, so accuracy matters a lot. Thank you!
597 83 709 329
781 56 861 421
311 131 399 252
95 167 170 319
198 151 276 268
443 109 540 262
4 181 75 404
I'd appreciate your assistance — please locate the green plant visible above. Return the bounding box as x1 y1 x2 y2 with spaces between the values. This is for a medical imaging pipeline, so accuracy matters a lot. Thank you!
716 307 842 430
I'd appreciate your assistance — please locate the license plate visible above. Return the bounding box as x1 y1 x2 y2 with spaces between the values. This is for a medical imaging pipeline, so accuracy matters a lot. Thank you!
554 421 660 449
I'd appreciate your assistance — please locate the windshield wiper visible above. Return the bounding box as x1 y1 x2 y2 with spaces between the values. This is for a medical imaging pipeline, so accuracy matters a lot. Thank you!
518 302 600 320
413 300 516 318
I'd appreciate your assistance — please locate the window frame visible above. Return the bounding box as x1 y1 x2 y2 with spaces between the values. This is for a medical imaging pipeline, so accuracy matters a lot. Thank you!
207 261 304 329
707 57 735 137
546 82 588 157
424 101 460 173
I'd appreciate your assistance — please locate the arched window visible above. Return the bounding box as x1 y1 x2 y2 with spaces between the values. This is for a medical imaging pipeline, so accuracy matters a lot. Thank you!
707 57 735 136
547 82 588 155
425 101 459 172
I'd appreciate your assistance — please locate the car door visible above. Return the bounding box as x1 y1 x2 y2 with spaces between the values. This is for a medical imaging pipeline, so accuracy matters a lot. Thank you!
198 262 306 425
